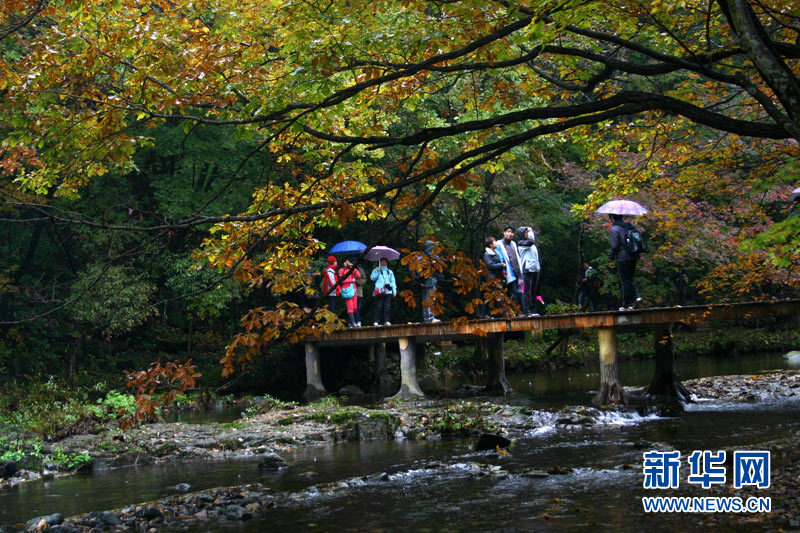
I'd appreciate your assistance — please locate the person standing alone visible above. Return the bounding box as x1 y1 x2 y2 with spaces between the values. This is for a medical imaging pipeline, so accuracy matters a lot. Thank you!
608 214 642 310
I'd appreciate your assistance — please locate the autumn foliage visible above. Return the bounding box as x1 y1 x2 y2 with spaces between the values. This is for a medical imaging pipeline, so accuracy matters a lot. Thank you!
2 0 799 417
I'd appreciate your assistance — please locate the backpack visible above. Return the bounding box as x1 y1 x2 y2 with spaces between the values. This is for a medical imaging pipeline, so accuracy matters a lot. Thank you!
625 227 646 254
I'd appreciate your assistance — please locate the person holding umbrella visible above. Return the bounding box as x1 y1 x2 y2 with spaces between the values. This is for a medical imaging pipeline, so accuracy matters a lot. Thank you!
370 258 397 325
599 200 647 310
608 213 642 310
597 200 647 310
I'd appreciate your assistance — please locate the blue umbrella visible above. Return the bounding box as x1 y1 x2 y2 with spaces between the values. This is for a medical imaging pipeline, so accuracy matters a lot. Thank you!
329 240 367 255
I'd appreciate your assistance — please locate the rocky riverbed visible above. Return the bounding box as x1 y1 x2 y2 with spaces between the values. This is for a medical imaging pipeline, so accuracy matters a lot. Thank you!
3 370 799 531
4 369 800 490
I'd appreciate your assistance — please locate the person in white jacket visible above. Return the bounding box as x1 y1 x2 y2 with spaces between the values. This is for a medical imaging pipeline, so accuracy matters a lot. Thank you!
516 226 543 316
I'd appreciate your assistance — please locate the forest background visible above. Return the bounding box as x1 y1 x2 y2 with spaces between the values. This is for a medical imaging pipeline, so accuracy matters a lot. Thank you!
1 0 799 408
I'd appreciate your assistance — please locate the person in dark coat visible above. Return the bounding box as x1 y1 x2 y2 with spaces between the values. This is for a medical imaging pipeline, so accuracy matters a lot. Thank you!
578 261 598 312
609 214 642 310
497 226 523 315
479 236 505 318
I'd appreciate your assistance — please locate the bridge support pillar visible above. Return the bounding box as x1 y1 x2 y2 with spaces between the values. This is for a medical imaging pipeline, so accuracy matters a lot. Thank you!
484 334 513 395
391 337 425 400
593 327 628 406
303 342 327 402
648 324 691 402
371 343 395 398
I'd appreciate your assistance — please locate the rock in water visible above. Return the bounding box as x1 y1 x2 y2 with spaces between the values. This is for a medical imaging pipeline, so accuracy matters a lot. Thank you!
1 461 16 479
258 453 288 471
475 433 511 452
175 483 191 493
88 511 120 526
784 351 800 366
24 513 63 531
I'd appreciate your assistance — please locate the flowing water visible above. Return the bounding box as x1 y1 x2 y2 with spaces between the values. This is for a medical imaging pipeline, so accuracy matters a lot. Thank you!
1 351 798 530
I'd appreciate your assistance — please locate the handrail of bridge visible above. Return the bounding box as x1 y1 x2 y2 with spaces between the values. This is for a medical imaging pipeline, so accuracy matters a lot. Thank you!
304 299 800 347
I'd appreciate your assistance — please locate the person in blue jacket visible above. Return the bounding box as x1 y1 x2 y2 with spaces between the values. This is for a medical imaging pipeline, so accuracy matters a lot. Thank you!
370 258 397 326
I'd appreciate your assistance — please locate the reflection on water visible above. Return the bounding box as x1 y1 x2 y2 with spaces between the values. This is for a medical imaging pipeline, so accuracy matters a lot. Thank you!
1 350 797 530
508 350 794 406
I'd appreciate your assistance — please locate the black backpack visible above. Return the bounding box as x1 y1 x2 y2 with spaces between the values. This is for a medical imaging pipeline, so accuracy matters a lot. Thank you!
625 227 646 254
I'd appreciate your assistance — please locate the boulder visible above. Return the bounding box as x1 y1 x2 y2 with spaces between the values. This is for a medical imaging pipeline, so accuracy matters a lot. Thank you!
175 482 191 493
1 461 17 479
141 506 163 520
257 453 288 471
339 385 365 398
784 351 800 366
87 511 120 526
24 513 63 532
475 433 511 452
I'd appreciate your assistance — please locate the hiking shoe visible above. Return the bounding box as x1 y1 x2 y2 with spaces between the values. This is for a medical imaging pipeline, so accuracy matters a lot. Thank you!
618 307 627 311
626 306 635 311
373 322 379 326
384 321 391 326
528 313 540 317
427 318 441 323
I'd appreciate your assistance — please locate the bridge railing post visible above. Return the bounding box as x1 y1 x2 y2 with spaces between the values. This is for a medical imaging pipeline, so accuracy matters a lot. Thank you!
303 341 327 402
391 336 425 399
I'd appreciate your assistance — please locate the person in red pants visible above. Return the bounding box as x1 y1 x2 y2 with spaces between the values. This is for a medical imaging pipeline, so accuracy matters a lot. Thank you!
338 258 361 327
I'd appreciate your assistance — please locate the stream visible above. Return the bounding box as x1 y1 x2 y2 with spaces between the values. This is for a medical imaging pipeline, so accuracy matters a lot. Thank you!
1 350 798 530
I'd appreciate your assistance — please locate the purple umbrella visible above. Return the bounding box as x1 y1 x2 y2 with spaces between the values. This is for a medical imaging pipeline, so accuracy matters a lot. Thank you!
596 199 648 216
364 246 400 261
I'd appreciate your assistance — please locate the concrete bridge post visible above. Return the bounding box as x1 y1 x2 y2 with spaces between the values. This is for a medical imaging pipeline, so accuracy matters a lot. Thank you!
484 334 513 395
592 326 628 406
391 336 425 399
302 341 327 402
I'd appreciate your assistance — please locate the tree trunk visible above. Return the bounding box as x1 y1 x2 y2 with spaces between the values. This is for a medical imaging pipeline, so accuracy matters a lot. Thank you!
68 336 82 384
187 316 193 358
390 337 425 399
648 324 691 402
302 342 327 402
592 327 628 406
484 334 513 395
371 343 395 398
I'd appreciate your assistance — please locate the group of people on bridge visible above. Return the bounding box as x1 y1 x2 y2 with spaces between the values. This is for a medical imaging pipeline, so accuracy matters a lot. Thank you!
320 214 645 327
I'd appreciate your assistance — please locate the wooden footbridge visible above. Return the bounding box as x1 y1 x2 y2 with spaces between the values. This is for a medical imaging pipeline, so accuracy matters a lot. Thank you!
302 299 800 405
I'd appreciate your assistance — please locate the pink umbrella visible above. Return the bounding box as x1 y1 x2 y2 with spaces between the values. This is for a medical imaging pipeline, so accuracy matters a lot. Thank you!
596 199 648 216
364 246 400 261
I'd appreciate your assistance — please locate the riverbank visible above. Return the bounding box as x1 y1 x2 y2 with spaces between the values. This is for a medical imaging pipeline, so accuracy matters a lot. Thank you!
3 363 798 491
4 369 799 532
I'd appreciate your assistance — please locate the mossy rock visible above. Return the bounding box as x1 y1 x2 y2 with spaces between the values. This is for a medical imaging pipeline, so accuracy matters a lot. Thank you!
153 441 176 456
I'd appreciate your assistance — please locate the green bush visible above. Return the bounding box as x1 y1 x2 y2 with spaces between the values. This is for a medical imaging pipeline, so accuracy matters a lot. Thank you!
3 378 91 439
